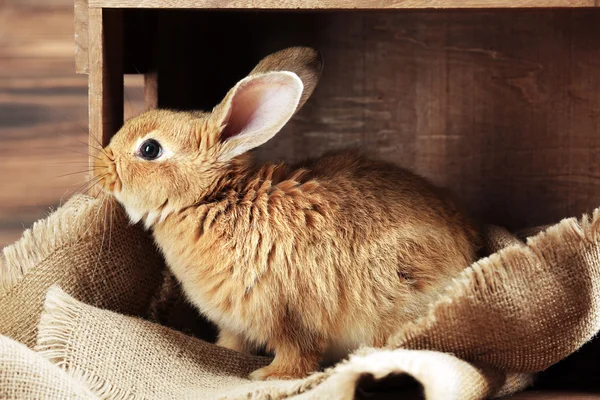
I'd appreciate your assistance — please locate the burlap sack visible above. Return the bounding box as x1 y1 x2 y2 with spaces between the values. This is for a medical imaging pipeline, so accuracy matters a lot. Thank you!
0 195 166 348
0 335 98 399
32 286 531 400
388 212 600 373
1 194 599 399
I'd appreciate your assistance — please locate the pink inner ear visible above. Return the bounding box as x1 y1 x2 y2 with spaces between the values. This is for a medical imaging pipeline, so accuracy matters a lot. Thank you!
220 80 287 142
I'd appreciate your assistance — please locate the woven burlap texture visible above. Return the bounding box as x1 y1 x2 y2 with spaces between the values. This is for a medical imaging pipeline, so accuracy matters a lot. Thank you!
0 335 98 399
0 195 166 348
1 194 599 399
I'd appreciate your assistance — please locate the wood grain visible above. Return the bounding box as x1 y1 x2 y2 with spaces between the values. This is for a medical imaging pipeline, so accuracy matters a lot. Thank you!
87 7 123 163
88 0 597 9
74 0 89 74
0 3 143 248
144 71 158 110
152 9 600 230
5 0 78 6
0 4 87 247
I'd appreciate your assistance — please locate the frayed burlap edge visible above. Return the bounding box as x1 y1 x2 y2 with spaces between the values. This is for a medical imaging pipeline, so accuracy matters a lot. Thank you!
494 373 535 398
37 285 330 400
0 334 102 400
0 195 102 297
35 286 138 400
32 286 536 400
390 209 600 349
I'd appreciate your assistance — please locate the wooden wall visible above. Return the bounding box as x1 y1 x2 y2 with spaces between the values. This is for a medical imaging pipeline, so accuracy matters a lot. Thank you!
150 9 600 229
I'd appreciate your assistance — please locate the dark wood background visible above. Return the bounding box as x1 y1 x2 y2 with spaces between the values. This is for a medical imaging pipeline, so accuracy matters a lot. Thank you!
151 9 600 232
3 3 600 248
0 0 142 248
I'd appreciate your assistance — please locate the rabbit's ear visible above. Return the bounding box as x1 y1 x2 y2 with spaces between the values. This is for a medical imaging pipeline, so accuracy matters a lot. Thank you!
212 71 303 162
249 47 323 113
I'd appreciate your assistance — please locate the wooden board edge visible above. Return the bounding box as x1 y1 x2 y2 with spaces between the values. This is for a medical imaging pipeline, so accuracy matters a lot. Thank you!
88 0 598 10
75 0 89 74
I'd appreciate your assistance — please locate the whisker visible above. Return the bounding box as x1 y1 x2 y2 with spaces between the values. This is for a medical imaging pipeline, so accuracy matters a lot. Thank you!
89 132 106 149
59 133 106 154
54 170 98 179
61 115 108 149
59 188 69 207
67 178 95 198
82 176 107 195
71 174 106 198
79 183 102 198
64 172 106 206
58 173 100 206
49 162 105 166
94 195 110 272
107 197 114 257
89 191 105 232
47 147 103 161
81 183 104 205
48 166 99 169
49 167 108 174
62 116 90 135
80 190 106 242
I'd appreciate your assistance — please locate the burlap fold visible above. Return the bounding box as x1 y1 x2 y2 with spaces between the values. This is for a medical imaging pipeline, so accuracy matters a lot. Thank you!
36 286 327 400
0 195 166 348
33 286 531 400
0 335 98 399
0 194 599 399
389 211 600 373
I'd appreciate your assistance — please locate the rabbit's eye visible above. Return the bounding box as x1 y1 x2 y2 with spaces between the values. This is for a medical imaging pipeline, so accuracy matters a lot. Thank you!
138 139 162 161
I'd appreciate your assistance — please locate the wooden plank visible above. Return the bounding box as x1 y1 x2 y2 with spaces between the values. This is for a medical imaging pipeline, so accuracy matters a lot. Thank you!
74 0 89 74
89 0 596 9
144 71 158 110
87 8 124 167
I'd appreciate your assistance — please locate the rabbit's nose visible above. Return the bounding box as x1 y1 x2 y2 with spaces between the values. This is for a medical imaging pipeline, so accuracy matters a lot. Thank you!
93 149 119 193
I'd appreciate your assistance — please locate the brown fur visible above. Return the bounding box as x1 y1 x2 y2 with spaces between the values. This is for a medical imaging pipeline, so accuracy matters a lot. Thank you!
94 47 480 380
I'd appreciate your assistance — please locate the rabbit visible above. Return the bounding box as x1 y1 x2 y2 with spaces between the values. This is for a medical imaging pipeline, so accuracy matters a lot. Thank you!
93 47 481 380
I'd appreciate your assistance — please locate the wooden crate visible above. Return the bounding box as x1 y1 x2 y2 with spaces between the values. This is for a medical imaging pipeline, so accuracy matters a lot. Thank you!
76 0 600 231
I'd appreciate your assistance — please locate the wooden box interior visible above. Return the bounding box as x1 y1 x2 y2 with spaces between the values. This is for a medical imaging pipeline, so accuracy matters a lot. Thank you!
125 8 600 230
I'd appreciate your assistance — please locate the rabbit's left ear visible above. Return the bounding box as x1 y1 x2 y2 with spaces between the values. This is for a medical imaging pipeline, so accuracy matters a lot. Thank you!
211 71 303 162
